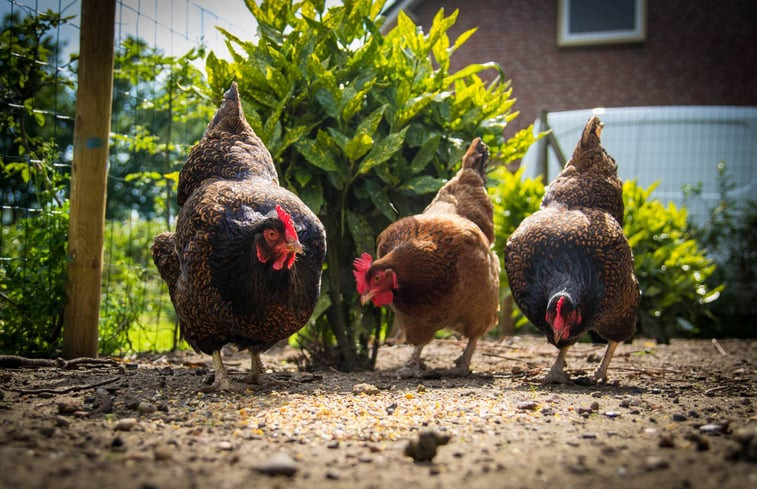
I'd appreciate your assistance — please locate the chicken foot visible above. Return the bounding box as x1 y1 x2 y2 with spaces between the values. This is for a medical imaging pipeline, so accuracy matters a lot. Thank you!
451 336 478 375
542 345 573 384
396 344 426 377
242 351 291 389
201 350 239 392
592 340 619 383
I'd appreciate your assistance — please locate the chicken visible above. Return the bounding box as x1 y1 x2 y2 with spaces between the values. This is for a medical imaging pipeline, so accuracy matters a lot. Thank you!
504 116 640 384
353 138 499 375
151 82 326 392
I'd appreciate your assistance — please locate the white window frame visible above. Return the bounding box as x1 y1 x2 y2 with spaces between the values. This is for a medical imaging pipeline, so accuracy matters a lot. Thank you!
557 0 646 47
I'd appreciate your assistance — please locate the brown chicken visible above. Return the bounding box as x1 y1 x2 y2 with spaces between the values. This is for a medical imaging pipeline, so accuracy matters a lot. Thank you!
353 139 500 375
151 82 326 391
505 116 640 384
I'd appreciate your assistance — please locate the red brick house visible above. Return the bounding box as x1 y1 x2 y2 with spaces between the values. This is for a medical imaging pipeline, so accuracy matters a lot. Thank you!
384 0 757 136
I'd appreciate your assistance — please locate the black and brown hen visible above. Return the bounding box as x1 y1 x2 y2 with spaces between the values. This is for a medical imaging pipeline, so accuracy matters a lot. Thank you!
505 116 640 384
151 82 326 391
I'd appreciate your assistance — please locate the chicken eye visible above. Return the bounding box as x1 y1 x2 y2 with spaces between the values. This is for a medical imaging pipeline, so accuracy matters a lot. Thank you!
264 229 279 241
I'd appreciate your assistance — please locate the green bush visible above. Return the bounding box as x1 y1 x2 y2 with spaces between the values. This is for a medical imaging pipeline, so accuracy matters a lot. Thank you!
0 206 69 356
206 0 536 370
623 180 721 342
684 161 756 338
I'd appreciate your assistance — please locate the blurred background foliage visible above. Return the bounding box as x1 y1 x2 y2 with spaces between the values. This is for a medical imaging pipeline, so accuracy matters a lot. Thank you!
0 1 752 361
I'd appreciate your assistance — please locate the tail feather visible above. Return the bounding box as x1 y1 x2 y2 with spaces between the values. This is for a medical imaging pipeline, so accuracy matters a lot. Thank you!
461 137 489 181
151 232 181 290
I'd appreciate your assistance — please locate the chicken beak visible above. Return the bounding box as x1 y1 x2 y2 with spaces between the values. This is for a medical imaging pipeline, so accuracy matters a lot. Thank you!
360 290 376 306
286 241 304 255
553 328 567 344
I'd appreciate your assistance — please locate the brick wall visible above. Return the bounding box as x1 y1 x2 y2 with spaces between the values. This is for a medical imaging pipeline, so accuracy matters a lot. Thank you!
406 0 757 136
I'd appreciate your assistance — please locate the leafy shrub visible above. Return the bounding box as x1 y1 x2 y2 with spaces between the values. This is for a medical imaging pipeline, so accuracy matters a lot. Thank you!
0 206 69 356
206 0 536 370
684 161 756 338
623 180 721 342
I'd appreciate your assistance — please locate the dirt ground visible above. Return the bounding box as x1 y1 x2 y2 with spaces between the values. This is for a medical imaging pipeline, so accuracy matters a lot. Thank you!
0 335 755 489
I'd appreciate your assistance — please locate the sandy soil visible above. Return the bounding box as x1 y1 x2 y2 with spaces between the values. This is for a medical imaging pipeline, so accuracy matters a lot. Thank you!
0 336 755 489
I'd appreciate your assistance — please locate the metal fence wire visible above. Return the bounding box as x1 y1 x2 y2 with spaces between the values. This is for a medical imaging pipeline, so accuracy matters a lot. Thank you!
0 0 249 354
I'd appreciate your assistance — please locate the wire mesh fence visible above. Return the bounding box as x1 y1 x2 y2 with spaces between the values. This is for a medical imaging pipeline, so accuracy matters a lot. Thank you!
0 0 251 355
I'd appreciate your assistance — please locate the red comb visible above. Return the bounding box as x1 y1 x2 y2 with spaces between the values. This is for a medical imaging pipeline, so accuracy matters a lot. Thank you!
353 253 373 294
275 205 298 242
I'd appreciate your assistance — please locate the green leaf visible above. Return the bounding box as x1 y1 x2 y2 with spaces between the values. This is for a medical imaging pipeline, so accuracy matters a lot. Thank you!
299 178 324 214
295 137 339 172
346 210 375 255
356 126 408 175
409 133 441 174
397 175 446 195
344 131 373 163
365 178 397 221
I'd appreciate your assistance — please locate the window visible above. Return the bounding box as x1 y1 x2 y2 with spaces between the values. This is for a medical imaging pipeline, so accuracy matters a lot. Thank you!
557 0 646 47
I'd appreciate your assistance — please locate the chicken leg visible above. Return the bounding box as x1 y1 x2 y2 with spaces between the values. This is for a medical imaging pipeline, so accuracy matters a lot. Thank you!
243 351 291 389
202 350 236 392
396 344 426 377
542 345 572 384
452 336 478 374
592 340 619 383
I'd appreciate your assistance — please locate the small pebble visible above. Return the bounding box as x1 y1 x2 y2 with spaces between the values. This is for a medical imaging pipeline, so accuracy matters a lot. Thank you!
110 436 127 452
123 395 140 410
540 407 555 416
582 433 597 439
352 383 380 395
644 456 669 471
658 433 675 448
57 400 83 415
154 443 174 461
54 416 70 428
138 401 157 415
672 413 688 422
217 441 234 451
115 418 138 431
517 401 538 411
700 423 729 435
252 452 298 477
590 401 600 411
604 411 620 418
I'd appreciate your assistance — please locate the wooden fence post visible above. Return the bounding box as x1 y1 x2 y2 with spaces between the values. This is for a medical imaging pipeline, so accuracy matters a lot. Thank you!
62 0 116 358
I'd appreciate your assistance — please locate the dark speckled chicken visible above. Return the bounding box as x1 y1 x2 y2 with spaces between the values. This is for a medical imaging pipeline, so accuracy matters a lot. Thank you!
505 116 640 384
151 83 326 391
353 139 500 376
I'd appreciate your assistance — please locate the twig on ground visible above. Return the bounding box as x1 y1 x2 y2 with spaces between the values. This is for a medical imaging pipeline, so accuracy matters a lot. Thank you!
0 355 119 370
711 338 729 356
480 352 532 363
6 376 122 395
704 385 730 396
609 366 680 375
